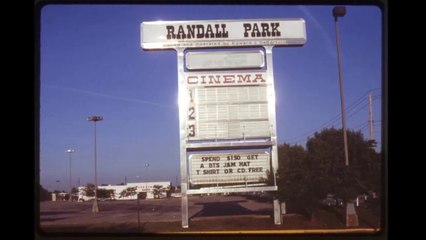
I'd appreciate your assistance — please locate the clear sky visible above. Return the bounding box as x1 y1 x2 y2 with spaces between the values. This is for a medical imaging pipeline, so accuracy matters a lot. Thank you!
39 4 382 192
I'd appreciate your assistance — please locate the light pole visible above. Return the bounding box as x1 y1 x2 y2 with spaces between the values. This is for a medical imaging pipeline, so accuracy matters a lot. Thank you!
66 149 75 202
87 115 103 212
333 6 349 166
145 163 149 195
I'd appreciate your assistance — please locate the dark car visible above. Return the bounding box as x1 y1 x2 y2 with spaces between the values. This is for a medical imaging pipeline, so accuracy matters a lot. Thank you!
320 194 344 207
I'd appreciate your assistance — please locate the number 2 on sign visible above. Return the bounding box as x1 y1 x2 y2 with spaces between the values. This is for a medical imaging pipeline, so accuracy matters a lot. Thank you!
188 107 195 120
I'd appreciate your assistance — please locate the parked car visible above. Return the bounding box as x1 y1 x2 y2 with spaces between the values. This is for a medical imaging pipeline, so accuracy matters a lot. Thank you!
353 191 378 208
320 194 344 207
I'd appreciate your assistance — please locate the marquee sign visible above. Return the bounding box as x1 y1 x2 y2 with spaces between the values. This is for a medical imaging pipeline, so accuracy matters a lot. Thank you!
189 152 270 185
141 19 306 49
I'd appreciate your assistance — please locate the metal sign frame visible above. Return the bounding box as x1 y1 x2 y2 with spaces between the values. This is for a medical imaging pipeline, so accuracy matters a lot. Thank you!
177 46 279 228
142 18 306 228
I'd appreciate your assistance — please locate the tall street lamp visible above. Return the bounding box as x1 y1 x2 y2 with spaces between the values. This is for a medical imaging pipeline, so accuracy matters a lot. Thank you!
333 6 349 166
145 163 149 194
87 115 103 212
66 148 75 202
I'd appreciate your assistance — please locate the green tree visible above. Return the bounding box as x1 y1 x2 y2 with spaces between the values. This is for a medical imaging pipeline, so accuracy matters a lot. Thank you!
71 187 79 198
276 128 381 220
119 187 137 198
39 184 51 202
306 128 381 201
71 187 79 195
276 144 317 216
82 183 95 197
153 185 164 199
97 189 115 199
66 187 79 201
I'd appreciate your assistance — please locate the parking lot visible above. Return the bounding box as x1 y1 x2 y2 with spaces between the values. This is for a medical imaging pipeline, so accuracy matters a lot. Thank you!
39 195 380 234
40 195 276 232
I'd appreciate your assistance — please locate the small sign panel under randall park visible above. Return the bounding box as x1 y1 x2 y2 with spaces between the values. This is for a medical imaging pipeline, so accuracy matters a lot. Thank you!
189 152 270 185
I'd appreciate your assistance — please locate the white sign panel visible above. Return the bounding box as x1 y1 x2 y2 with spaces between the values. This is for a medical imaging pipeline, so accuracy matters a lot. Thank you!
141 18 306 49
186 83 271 140
189 152 270 185
186 51 265 70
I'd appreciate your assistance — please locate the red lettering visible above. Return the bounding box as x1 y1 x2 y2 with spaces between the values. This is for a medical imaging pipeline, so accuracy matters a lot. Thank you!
223 75 235 84
166 26 175 39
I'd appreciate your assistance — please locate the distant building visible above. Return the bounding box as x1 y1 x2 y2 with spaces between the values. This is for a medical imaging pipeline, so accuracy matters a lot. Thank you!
77 181 171 201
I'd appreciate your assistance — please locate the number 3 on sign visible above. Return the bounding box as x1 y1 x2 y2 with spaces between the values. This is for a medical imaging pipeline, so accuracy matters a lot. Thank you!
188 125 195 137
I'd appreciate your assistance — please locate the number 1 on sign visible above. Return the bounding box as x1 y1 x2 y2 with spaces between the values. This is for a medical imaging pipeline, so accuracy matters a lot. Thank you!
189 90 194 102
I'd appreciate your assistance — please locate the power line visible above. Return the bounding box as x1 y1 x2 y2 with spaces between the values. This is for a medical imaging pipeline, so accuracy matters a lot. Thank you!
284 99 365 142
346 102 369 120
282 89 381 144
285 101 370 144
359 124 369 132
352 121 368 130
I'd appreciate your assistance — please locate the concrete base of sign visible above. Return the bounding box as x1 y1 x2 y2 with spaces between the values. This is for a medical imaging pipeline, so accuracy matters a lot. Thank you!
92 200 99 213
181 189 189 228
281 201 286 215
273 199 281 225
346 202 359 227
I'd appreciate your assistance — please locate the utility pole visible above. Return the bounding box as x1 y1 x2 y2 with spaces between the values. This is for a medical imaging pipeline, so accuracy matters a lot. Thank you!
368 92 374 141
333 6 349 166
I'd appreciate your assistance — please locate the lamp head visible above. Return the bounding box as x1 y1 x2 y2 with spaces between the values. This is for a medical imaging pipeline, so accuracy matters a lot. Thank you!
87 116 103 122
333 6 346 20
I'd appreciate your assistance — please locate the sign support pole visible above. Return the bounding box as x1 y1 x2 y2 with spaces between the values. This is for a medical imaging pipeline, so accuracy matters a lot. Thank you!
177 48 189 228
265 46 281 225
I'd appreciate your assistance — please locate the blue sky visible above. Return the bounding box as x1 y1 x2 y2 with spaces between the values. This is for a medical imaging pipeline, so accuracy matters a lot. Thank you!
40 4 382 191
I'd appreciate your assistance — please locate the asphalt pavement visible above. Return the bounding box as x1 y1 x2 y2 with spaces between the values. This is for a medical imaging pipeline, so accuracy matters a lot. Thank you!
39 195 274 232
38 195 380 234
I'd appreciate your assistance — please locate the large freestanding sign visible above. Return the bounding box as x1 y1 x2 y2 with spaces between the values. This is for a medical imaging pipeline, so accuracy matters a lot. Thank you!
141 18 306 228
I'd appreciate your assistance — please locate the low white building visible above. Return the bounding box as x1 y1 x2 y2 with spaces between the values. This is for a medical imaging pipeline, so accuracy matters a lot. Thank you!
78 181 171 201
